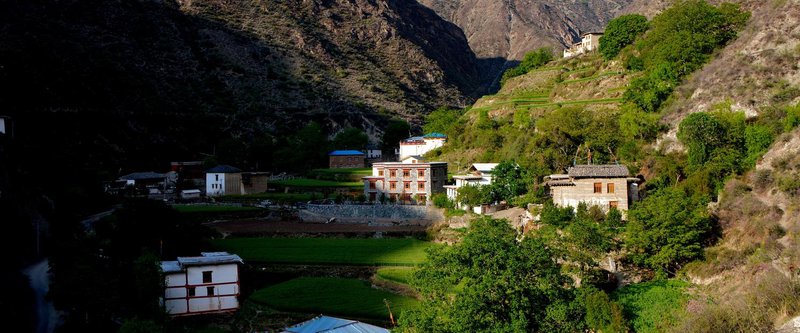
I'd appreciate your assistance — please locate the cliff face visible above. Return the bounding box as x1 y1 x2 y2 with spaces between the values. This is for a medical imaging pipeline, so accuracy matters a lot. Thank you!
418 0 634 89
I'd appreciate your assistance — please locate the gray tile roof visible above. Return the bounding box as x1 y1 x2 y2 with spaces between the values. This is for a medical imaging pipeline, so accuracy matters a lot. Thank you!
119 171 165 180
567 164 629 178
206 165 242 173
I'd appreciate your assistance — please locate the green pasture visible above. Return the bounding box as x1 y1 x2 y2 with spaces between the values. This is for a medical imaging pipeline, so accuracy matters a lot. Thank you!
249 277 419 320
212 237 434 266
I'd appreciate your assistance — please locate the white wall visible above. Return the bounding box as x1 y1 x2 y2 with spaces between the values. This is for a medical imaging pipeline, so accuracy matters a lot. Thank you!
206 173 226 196
162 263 240 315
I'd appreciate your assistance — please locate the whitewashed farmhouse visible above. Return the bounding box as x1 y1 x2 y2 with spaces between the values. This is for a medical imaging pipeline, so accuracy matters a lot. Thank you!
563 32 603 58
161 252 243 316
444 163 499 201
397 132 447 159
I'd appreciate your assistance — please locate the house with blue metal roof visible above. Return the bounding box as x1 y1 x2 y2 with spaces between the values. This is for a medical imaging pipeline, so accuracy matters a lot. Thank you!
281 315 390 333
329 150 366 169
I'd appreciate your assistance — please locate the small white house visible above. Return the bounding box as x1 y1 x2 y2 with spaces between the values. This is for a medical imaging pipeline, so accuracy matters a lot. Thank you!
161 252 243 316
444 163 499 202
205 165 242 197
364 144 382 159
563 32 604 58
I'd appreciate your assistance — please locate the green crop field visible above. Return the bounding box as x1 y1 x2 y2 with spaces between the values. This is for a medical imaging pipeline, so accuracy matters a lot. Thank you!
212 237 434 266
172 204 260 213
376 267 416 286
272 178 363 188
249 277 419 320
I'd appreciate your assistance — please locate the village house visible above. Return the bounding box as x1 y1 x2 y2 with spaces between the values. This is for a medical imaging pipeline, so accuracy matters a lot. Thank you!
397 132 447 159
206 165 269 196
444 163 499 201
328 150 366 169
546 164 639 214
363 143 382 160
160 252 243 316
362 156 447 204
282 315 390 333
0 116 10 136
563 32 604 58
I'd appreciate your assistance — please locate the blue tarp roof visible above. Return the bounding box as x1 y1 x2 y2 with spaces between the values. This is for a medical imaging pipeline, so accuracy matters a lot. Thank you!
282 315 390 333
206 165 242 173
329 150 365 156
423 132 447 138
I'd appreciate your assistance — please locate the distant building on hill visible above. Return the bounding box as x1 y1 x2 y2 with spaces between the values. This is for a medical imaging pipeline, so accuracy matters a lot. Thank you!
161 252 243 316
563 32 603 58
362 156 447 204
397 132 447 159
545 164 639 215
363 143 382 159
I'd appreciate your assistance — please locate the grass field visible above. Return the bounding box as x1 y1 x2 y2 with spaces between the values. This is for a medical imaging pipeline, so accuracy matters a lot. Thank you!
272 178 363 188
375 267 416 286
223 192 322 202
172 204 260 213
249 277 419 320
310 168 372 175
212 237 434 266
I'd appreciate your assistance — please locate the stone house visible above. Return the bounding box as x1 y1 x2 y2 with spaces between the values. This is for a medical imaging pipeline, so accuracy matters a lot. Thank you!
328 150 366 169
362 156 447 204
546 164 639 214
206 165 269 196
444 163 499 202
563 32 604 58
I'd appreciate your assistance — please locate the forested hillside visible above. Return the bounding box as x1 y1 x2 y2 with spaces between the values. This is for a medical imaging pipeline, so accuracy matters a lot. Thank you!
409 0 800 331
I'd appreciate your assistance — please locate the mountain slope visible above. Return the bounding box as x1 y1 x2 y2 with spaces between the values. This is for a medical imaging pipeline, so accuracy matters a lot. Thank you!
0 0 482 173
418 0 634 89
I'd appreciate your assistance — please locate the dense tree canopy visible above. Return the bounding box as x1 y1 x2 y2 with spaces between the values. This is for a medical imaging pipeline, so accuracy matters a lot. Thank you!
399 217 572 332
332 127 369 150
599 14 649 60
381 119 411 155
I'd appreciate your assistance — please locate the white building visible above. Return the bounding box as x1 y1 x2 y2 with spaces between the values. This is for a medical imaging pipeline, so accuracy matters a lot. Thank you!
364 144 382 159
563 32 604 58
161 252 243 316
205 165 243 197
398 132 447 159
362 156 447 204
444 163 499 201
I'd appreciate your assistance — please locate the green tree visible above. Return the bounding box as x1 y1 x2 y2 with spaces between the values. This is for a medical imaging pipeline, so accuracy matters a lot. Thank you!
489 161 527 202
744 124 774 167
118 318 163 333
399 217 573 332
423 107 464 137
275 122 330 171
456 184 492 207
599 14 649 60
500 48 554 85
332 127 368 150
677 112 726 167
380 119 410 155
624 188 713 273
582 287 628 333
132 251 164 318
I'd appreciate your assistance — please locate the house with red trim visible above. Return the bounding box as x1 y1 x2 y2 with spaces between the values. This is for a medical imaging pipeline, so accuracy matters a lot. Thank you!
161 252 243 316
362 156 447 204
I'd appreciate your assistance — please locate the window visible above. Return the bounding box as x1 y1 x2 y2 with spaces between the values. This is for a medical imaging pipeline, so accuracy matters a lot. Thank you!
418 169 425 177
432 169 438 176
207 286 215 296
390 182 397 190
609 201 618 209
607 183 615 194
202 271 212 283
593 182 602 193
215 174 219 181
188 287 196 297
369 182 376 189
404 182 410 190
390 169 396 177
418 182 425 190
378 170 384 176
403 170 410 178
